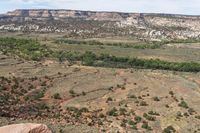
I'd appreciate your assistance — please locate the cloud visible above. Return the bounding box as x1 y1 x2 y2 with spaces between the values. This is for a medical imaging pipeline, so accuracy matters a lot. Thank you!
0 0 200 15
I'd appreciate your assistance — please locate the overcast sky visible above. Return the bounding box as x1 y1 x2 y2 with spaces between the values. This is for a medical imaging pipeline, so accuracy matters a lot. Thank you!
0 0 200 15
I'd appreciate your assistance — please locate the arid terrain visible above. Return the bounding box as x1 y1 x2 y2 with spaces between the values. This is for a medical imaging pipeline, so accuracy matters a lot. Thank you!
0 10 200 133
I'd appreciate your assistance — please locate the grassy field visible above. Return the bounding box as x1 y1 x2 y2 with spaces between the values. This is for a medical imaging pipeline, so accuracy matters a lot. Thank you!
1 32 200 63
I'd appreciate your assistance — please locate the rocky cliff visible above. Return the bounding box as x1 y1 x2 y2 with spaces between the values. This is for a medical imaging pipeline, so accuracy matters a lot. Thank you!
1 9 200 40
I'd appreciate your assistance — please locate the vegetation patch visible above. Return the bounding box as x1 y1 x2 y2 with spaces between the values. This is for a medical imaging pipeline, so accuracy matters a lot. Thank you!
0 37 52 61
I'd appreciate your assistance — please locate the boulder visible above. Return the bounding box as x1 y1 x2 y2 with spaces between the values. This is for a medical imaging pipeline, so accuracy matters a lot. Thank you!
0 123 52 133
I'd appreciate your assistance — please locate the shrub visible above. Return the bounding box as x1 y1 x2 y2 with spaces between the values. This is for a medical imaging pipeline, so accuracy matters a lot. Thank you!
82 51 96 65
176 111 183 118
143 113 156 121
107 107 118 116
188 108 195 115
169 91 174 96
163 126 176 133
134 116 142 123
178 100 188 109
69 89 75 95
153 96 160 101
32 90 45 100
148 111 160 116
120 121 126 127
66 107 79 112
59 129 64 133
195 115 200 119
107 97 113 102
82 91 86 96
79 107 89 113
36 103 49 110
99 113 105 118
141 122 152 130
140 101 148 106
131 124 137 130
121 86 126 90
53 93 61 99
128 94 137 99
119 108 127 115
128 120 136 126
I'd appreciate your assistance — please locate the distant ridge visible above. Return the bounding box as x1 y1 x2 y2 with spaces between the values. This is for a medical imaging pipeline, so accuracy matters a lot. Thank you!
1 9 200 40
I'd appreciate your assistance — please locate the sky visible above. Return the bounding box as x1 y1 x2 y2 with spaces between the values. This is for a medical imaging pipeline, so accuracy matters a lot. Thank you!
0 0 200 15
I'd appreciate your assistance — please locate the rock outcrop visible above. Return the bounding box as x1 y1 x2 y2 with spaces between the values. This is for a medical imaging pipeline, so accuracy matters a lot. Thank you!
0 123 52 133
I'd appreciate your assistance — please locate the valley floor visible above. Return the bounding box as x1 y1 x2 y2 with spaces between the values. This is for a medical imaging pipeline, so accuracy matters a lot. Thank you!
0 33 200 132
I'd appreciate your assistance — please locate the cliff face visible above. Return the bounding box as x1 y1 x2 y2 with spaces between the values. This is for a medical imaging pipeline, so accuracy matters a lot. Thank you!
1 9 200 40
5 9 136 21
